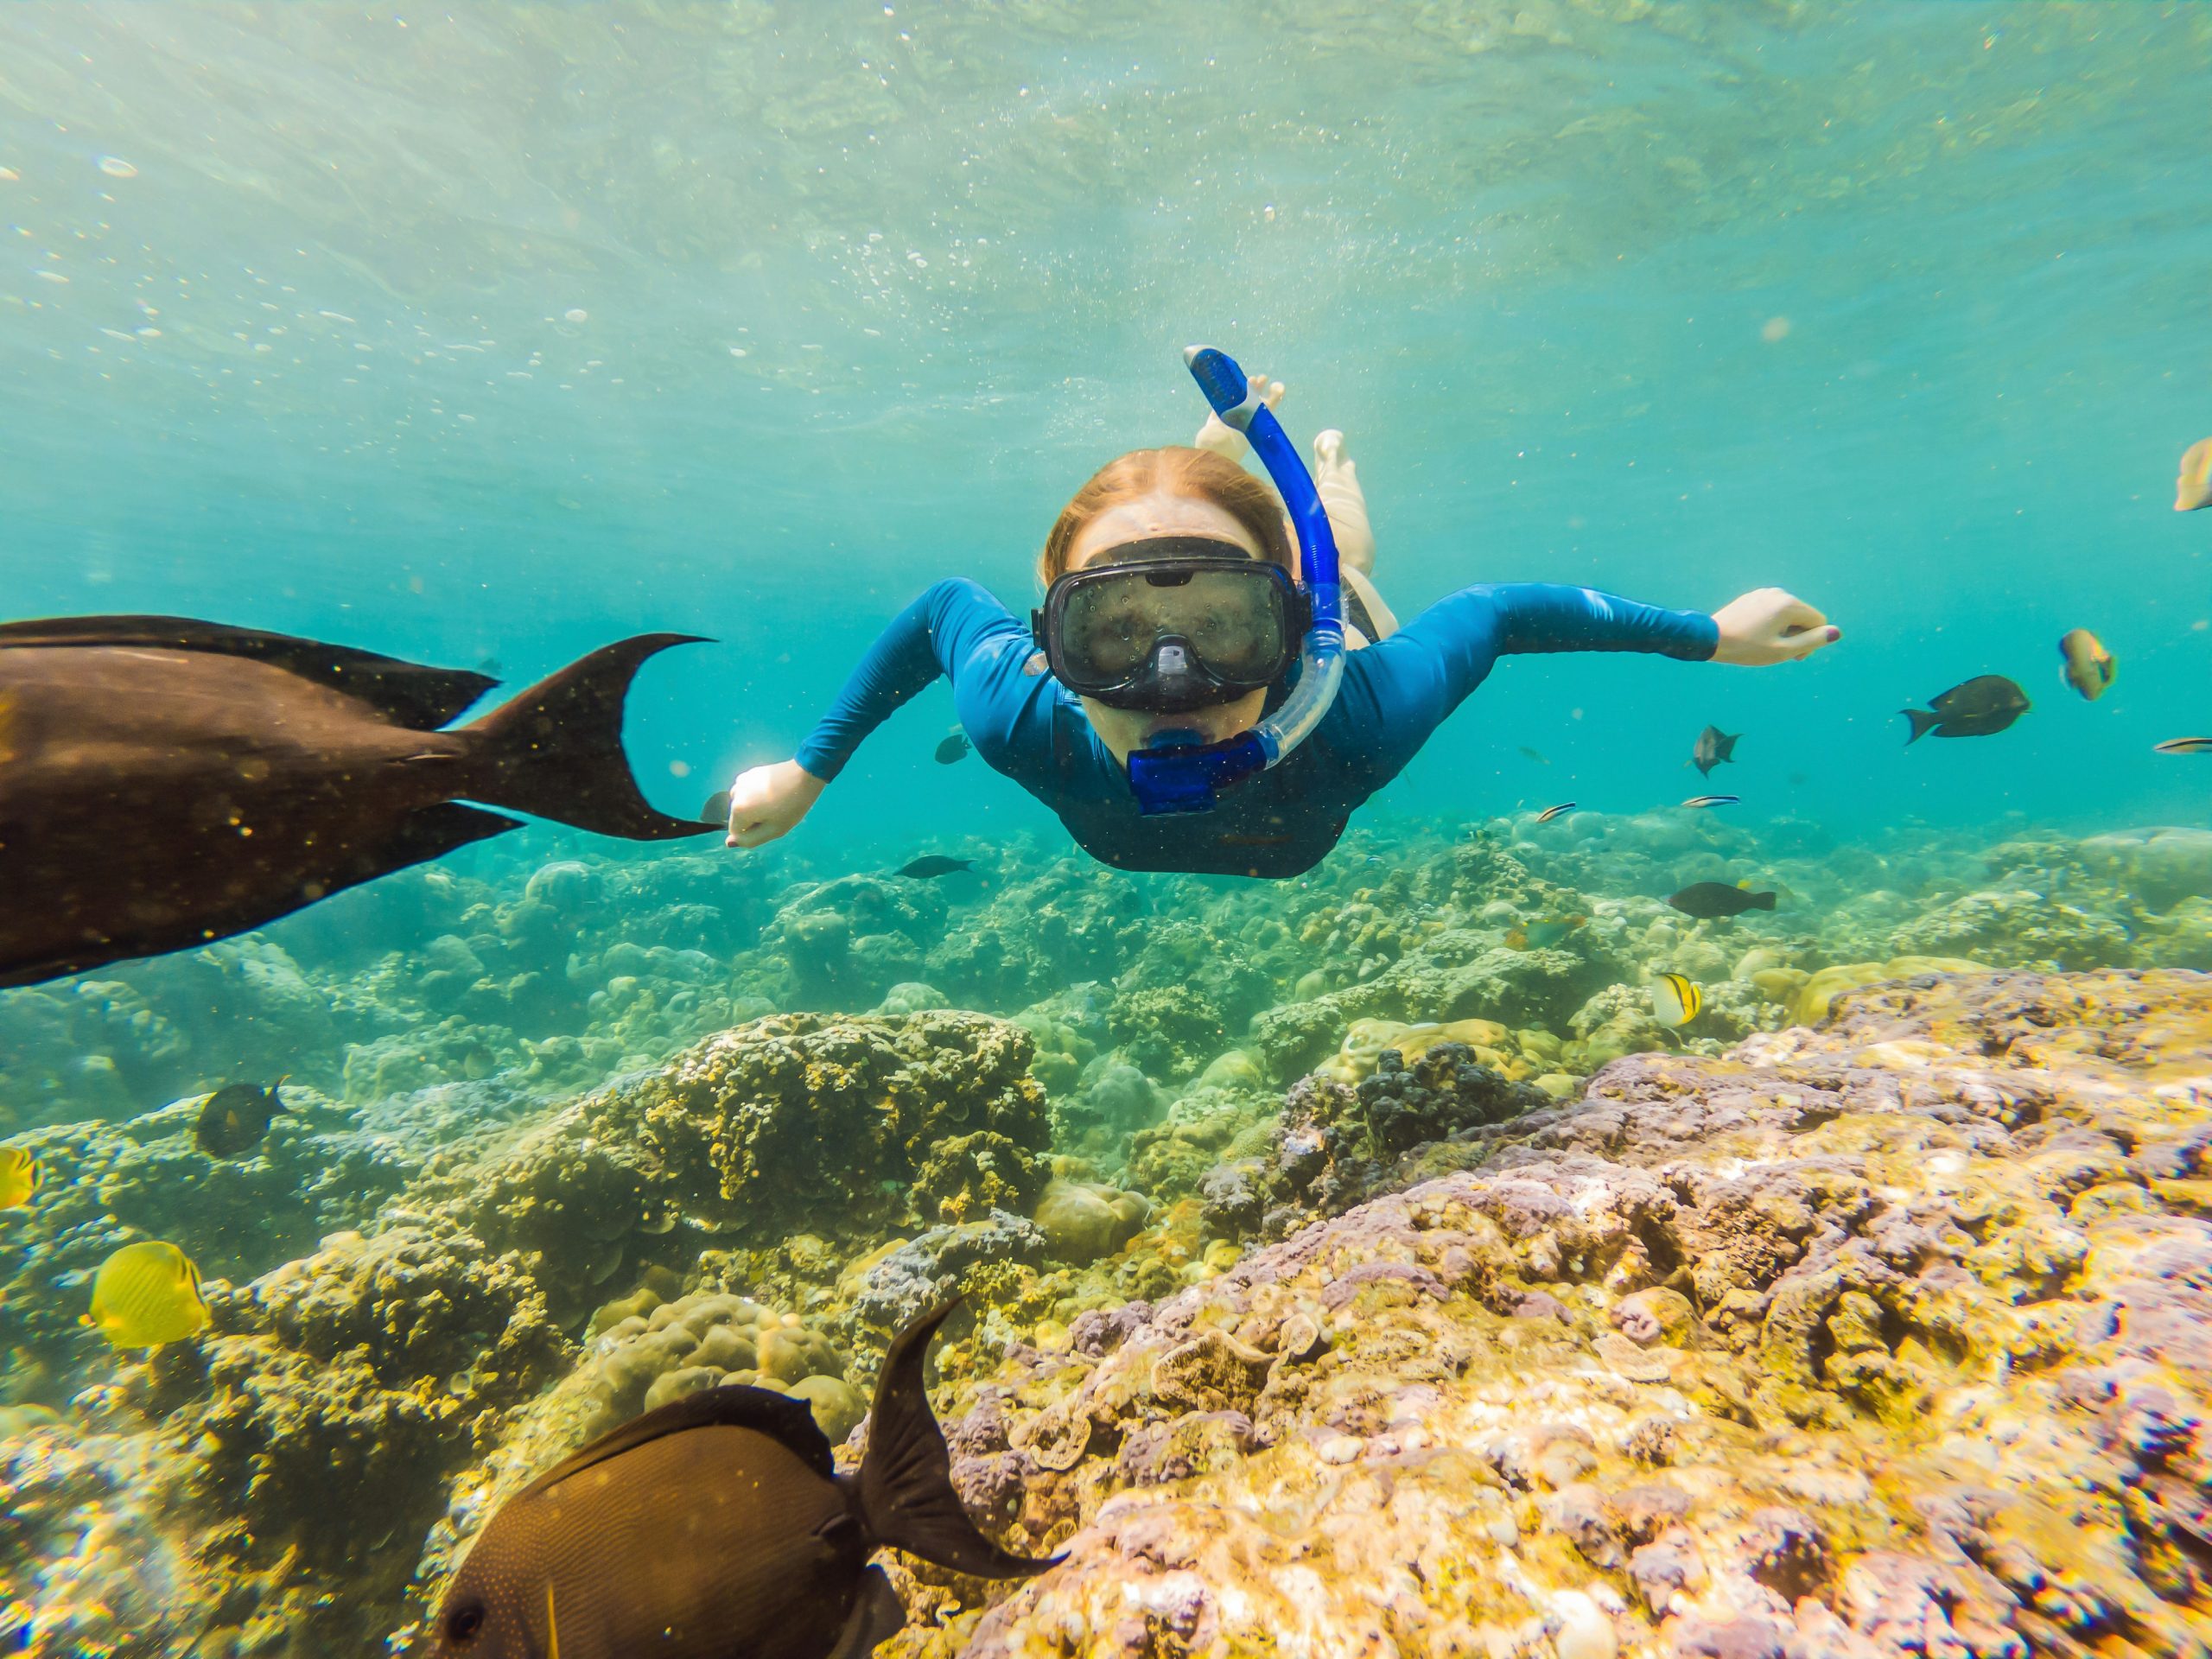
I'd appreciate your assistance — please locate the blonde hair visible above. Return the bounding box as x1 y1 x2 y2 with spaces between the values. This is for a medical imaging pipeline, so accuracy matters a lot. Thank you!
1039 446 1292 586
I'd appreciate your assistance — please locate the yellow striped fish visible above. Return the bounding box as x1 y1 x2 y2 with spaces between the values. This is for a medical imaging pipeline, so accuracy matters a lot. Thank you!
0 1147 41 1210
1650 973 1702 1027
86 1241 209 1349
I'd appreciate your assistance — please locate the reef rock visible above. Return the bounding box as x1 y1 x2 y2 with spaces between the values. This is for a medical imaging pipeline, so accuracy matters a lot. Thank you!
905 969 2212 1659
444 1008 1051 1301
1033 1178 1153 1265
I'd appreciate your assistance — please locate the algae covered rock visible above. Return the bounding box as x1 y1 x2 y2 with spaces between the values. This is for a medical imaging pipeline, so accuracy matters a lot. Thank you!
841 1211 1049 1334
913 1128 1050 1224
1251 926 1610 1078
577 1290 850 1438
1792 955 1988 1026
454 1008 1052 1274
139 1221 571 1653
1892 887 2133 970
2077 825 2212 911
1033 1178 1152 1265
912 968 2212 1659
0 1419 210 1655
1257 1040 1548 1233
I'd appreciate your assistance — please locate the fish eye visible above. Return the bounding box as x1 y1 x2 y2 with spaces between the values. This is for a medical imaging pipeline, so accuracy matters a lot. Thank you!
445 1601 486 1644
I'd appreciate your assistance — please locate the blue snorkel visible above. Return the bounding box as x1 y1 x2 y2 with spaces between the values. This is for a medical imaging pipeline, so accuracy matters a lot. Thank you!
1125 346 1347 815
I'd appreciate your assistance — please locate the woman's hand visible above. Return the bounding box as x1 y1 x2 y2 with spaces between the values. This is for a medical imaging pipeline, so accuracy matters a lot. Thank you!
1711 588 1840 665
723 760 826 849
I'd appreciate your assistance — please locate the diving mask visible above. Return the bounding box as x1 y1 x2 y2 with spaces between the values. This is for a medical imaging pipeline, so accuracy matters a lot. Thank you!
1032 535 1306 713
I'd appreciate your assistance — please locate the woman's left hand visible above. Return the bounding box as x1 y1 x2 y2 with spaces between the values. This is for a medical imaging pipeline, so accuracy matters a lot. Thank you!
1711 588 1841 665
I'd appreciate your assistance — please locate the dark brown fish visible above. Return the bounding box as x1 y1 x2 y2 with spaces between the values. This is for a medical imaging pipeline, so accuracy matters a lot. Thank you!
1900 675 2030 742
1691 725 1739 777
417 1300 1052 1659
896 855 973 880
0 616 713 988
1668 881 1777 919
194 1080 288 1158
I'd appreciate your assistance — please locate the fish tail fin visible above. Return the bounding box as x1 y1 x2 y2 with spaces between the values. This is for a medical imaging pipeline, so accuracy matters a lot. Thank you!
463 635 717 841
1900 708 1941 744
1749 890 1777 910
858 1300 1060 1580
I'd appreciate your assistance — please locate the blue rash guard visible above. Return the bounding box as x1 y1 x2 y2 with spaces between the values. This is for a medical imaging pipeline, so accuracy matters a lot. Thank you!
797 578 1718 879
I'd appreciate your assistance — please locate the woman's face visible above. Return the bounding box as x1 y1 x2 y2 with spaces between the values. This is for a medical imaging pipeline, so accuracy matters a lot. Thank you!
1066 490 1272 766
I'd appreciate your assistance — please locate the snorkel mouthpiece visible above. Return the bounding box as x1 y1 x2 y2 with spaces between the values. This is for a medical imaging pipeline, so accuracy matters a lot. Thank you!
1126 346 1346 817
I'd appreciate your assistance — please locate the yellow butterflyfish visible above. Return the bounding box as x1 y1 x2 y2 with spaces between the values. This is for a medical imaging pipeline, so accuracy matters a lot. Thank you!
0 1147 42 1210
86 1240 209 1349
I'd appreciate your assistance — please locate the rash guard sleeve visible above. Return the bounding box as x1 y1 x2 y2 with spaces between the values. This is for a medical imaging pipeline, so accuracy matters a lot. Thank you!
1321 582 1716 796
793 579 1037 781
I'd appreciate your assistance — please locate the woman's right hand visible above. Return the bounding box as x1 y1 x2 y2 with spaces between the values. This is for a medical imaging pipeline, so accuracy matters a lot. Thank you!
723 760 826 849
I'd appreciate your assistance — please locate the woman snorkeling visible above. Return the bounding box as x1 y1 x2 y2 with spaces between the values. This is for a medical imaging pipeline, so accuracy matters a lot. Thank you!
721 347 1840 880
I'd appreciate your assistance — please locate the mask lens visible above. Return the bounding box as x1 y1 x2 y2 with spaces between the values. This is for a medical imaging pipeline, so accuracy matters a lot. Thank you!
1058 563 1286 690
1061 579 1155 681
1175 569 1286 678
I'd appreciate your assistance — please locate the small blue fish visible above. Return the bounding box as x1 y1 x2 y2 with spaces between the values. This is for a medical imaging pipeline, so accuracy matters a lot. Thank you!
2153 737 2212 755
1534 802 1575 823
1681 794 1739 809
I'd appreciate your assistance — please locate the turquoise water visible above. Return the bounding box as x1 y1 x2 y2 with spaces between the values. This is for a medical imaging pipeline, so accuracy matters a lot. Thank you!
7 3 2208 849
5 7 2212 1653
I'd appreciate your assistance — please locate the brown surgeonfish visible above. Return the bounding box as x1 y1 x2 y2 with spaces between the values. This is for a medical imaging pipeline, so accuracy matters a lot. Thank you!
417 1299 1054 1659
0 616 714 988
1900 675 2029 742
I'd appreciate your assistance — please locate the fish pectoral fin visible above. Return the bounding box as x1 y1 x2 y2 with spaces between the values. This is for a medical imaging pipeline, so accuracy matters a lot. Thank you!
328 803 524 897
824 1567 906 1659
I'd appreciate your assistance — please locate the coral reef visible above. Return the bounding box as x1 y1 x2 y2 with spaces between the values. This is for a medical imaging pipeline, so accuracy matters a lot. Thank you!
441 1008 1051 1311
1033 1179 1154 1266
891 968 2212 1659
9 815 2212 1656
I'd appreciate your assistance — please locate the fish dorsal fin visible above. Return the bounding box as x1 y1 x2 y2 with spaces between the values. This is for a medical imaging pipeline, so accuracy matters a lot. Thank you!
0 614 498 730
520 1382 833 1501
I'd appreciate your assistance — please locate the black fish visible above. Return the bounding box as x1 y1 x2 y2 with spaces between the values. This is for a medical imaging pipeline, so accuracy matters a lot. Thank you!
896 855 972 880
934 732 971 766
701 790 732 827
0 616 715 988
1692 725 1739 777
418 1300 1052 1659
1668 881 1777 919
1901 675 2030 742
195 1080 289 1158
